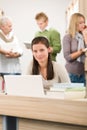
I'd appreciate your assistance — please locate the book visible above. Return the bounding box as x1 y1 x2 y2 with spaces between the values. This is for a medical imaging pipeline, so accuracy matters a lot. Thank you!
24 42 31 49
53 83 84 89
46 83 86 99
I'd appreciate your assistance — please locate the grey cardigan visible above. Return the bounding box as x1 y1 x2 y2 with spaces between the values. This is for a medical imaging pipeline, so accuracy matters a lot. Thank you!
63 34 86 75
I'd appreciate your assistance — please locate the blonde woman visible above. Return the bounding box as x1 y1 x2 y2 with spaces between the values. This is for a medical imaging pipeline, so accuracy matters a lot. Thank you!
63 13 87 85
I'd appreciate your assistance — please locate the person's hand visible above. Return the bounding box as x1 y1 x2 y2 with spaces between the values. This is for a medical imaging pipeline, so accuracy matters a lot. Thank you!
82 28 87 45
82 48 87 52
5 51 14 57
5 50 20 58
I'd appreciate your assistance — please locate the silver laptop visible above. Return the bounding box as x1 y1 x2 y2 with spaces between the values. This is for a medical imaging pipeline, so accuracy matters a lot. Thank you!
4 75 45 97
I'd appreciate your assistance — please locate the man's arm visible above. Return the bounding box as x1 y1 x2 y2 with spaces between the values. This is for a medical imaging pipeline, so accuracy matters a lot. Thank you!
50 28 61 55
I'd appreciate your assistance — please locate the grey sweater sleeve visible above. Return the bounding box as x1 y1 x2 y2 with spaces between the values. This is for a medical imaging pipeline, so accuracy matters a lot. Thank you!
63 34 73 62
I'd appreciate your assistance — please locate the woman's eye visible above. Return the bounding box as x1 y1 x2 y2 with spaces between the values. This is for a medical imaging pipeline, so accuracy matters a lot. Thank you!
33 50 37 53
40 49 44 52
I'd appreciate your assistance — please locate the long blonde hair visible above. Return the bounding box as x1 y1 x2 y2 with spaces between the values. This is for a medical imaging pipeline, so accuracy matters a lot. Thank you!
68 13 85 38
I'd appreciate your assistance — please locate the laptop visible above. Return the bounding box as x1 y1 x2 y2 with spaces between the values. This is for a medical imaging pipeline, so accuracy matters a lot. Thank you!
4 75 45 97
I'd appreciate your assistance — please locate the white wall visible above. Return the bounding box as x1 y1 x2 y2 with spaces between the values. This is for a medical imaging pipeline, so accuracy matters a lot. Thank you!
0 0 71 74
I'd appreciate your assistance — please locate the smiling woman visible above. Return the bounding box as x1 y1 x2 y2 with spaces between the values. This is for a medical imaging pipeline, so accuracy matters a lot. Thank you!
26 36 70 91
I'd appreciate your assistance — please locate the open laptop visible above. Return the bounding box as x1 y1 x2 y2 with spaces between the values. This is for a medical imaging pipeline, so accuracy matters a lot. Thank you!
4 75 45 97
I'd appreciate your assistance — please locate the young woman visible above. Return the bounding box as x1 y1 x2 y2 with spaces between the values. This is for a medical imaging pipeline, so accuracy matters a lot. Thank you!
27 36 70 91
63 13 87 85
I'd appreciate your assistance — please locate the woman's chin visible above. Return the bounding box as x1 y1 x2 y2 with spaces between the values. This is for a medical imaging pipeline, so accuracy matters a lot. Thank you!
37 59 44 63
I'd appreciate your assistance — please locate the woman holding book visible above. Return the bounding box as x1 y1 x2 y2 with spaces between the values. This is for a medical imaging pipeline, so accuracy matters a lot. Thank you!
27 36 70 91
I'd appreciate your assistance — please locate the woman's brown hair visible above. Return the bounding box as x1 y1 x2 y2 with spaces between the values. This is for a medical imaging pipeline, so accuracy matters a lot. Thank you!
31 36 54 80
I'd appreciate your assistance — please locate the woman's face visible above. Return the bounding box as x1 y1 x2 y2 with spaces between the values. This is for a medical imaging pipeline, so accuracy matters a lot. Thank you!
32 42 50 64
1 20 12 35
77 17 85 32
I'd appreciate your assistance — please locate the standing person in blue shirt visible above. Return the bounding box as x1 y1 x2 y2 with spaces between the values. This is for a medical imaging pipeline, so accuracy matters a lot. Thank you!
35 12 61 61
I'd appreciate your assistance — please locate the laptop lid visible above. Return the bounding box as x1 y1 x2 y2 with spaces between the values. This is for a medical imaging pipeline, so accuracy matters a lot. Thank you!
4 75 45 97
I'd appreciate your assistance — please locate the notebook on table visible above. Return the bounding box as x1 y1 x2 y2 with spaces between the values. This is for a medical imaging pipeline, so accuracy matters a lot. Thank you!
4 75 45 97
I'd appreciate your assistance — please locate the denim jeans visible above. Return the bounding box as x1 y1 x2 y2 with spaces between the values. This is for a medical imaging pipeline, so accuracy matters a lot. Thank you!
69 73 86 86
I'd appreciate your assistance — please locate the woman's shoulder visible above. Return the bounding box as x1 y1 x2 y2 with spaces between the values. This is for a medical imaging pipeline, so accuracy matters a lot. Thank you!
63 34 71 39
52 61 62 68
52 61 67 71
63 34 72 44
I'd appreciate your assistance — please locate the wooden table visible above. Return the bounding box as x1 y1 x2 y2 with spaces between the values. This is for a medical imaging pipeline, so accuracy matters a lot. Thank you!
0 94 87 130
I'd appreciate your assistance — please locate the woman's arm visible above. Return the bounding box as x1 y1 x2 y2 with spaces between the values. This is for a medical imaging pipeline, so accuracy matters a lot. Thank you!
63 34 84 62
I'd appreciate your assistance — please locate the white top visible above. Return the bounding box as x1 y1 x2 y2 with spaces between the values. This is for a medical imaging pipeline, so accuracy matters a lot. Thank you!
26 61 70 89
0 32 23 73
